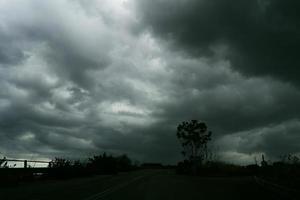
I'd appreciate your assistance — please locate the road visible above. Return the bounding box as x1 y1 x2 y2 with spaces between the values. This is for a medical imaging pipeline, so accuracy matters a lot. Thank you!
0 170 285 200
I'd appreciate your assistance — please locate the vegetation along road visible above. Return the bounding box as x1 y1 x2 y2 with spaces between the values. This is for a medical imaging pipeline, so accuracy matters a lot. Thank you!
0 169 287 200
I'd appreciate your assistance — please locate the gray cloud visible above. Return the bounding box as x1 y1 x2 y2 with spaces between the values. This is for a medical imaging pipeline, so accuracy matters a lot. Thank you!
216 119 300 164
136 0 300 86
0 0 299 164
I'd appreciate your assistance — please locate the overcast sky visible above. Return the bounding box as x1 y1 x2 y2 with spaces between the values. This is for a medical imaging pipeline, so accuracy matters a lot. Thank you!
0 0 299 165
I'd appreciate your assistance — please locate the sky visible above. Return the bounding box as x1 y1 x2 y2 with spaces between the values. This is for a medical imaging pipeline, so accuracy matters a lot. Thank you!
0 0 300 165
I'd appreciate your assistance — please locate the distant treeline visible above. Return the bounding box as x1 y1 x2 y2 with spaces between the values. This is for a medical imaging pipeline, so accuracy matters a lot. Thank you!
0 153 139 184
176 154 300 189
47 153 136 178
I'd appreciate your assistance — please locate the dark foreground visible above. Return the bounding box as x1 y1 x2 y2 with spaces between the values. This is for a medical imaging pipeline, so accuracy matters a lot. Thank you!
0 170 292 200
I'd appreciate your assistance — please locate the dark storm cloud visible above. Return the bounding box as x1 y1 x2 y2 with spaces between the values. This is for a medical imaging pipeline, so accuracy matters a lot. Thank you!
0 0 113 89
0 32 27 65
143 54 300 162
1 0 300 164
90 121 182 164
136 0 300 85
216 119 300 163
0 0 163 161
149 55 300 134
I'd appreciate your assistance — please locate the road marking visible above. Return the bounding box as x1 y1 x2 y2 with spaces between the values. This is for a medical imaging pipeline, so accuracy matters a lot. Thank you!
253 176 298 200
83 175 147 200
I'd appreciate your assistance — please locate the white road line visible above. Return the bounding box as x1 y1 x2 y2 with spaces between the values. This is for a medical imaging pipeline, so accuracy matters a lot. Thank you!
254 176 297 192
253 176 297 200
83 175 147 200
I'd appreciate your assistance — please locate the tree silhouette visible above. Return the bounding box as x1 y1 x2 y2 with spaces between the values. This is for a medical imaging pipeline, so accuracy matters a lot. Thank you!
88 153 118 174
48 158 72 169
116 154 132 172
177 120 212 164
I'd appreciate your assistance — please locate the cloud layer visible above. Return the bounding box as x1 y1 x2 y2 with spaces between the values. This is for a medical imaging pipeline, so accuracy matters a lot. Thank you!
136 0 300 85
0 0 299 164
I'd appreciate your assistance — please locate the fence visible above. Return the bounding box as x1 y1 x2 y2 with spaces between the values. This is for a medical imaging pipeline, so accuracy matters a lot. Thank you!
1 158 50 168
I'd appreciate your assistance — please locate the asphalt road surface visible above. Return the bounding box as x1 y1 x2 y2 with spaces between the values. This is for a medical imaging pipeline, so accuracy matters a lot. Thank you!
0 170 287 200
